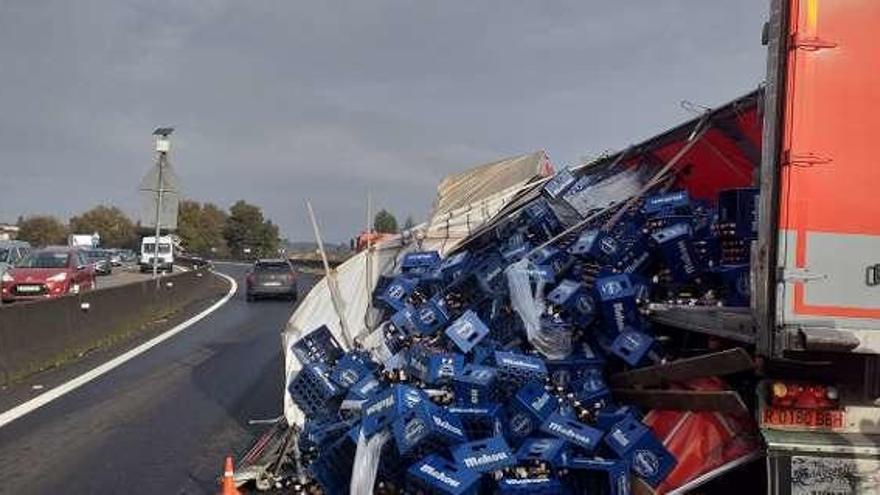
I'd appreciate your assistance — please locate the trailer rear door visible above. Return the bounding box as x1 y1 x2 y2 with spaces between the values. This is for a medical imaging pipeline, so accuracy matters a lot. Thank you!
776 0 880 353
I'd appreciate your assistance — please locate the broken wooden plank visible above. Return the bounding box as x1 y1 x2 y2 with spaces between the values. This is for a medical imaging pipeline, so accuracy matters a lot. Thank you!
608 348 754 388
611 389 747 412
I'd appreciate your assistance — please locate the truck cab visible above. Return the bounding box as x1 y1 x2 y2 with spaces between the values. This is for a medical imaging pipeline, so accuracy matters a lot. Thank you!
139 235 174 273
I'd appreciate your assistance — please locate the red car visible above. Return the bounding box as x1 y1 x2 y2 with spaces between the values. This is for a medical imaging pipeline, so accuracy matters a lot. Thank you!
1 247 97 303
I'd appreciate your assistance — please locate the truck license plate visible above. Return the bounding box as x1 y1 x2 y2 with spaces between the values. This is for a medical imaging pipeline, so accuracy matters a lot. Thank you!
762 407 845 430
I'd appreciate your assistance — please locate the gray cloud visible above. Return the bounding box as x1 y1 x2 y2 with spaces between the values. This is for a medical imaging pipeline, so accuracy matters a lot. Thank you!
0 0 767 242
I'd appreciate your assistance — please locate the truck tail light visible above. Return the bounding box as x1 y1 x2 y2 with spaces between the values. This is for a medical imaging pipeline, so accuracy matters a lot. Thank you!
770 381 839 409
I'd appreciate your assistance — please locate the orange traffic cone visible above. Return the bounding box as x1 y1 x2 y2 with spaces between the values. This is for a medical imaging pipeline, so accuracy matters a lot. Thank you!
219 456 242 495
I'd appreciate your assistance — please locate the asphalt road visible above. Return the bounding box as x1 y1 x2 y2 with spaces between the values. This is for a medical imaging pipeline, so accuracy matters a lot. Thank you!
0 263 315 494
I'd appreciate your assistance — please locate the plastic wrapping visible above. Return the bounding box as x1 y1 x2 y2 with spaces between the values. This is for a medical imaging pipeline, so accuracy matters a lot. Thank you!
350 428 391 495
505 259 572 359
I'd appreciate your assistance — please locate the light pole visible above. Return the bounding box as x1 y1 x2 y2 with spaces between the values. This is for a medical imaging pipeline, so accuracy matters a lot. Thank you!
152 127 174 281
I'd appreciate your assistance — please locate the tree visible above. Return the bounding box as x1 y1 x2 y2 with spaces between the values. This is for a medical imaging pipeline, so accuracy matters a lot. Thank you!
17 215 68 247
223 200 280 259
69 206 137 248
373 209 398 233
403 215 416 231
177 200 229 257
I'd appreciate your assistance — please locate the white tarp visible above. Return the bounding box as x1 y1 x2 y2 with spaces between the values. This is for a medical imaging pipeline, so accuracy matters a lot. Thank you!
283 152 551 425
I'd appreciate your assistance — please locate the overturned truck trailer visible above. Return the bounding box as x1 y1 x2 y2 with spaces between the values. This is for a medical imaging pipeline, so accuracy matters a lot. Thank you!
241 2 880 492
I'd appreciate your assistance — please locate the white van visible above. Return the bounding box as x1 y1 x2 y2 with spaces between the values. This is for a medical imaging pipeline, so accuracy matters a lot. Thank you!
139 235 174 273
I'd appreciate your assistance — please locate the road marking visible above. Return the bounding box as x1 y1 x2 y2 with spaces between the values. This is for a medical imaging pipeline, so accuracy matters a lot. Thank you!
0 271 238 429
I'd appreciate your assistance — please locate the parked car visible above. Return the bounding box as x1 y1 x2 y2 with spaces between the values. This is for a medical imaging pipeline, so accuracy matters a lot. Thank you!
118 249 137 263
107 249 123 267
0 240 31 288
1 247 96 303
85 249 113 276
246 259 297 302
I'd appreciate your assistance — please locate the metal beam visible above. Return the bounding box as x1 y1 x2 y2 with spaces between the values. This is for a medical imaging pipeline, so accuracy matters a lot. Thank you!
609 348 754 388
611 389 747 412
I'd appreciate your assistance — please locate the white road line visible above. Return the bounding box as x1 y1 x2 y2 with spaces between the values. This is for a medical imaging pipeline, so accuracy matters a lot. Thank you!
0 271 238 429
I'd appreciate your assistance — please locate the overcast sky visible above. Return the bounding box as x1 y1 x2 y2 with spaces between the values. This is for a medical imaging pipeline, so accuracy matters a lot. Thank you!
0 1 768 243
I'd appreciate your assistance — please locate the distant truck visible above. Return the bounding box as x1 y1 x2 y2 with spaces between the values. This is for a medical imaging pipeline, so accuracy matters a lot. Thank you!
139 235 174 273
68 233 99 249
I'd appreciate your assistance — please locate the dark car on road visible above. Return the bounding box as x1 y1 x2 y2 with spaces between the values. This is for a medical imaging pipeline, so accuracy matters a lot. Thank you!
1 247 97 302
246 259 297 302
85 249 113 276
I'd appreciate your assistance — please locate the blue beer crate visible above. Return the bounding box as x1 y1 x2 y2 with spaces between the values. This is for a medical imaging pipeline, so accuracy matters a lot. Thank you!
595 405 640 431
453 364 498 406
643 190 691 217
402 251 443 277
564 456 631 495
546 341 605 388
494 351 549 392
329 351 374 389
308 426 360 495
451 436 516 473
497 477 566 494
546 279 596 326
540 412 604 454
288 363 343 418
594 274 641 337
717 263 751 307
523 198 562 238
615 239 655 276
445 310 491 354
447 403 503 440
610 331 658 367
474 254 508 296
345 375 383 402
501 231 531 262
515 437 568 468
717 187 759 240
604 417 677 487
379 275 419 311
291 325 344 366
411 296 452 336
568 229 621 264
652 223 702 283
512 381 557 424
300 414 357 450
390 304 419 335
440 251 473 284
571 368 611 409
543 167 577 199
409 346 465 385
406 454 481 495
530 246 571 281
392 403 467 457
361 384 428 437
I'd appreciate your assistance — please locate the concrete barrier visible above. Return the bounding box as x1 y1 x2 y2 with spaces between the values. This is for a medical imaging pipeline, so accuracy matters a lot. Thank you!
0 268 222 386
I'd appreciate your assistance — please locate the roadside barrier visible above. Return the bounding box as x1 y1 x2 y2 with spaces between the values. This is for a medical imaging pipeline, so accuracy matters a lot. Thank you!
0 267 220 386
